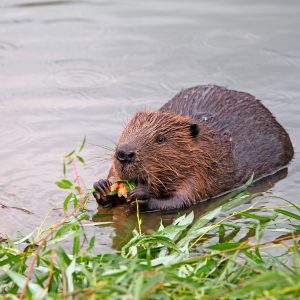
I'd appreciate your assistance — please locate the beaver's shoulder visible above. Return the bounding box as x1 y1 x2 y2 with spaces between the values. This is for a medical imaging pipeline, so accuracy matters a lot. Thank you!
160 84 262 118
160 84 294 183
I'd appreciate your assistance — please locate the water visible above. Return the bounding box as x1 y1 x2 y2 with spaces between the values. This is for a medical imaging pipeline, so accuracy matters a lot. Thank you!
0 0 299 252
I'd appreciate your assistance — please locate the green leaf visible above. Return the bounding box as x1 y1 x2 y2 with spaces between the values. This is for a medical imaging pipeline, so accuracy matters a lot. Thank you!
79 136 86 152
78 213 89 221
133 272 144 300
0 255 22 267
63 160 66 177
174 211 194 226
55 179 73 189
240 212 275 223
73 194 78 209
66 259 75 294
92 213 113 219
245 172 254 186
55 223 74 239
108 190 117 196
275 209 300 221
179 188 259 249
72 234 80 256
291 224 300 230
87 236 96 251
122 235 178 258
65 149 75 158
6 270 44 298
219 224 225 242
226 227 241 243
63 193 73 213
208 241 243 251
221 191 258 212
126 181 136 191
177 207 222 248
227 271 293 298
243 248 263 264
151 250 189 267
255 223 264 241
56 246 71 269
76 155 85 164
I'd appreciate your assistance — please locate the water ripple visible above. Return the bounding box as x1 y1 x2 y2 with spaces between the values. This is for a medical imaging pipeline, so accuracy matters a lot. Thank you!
204 30 260 49
44 18 91 24
15 0 77 8
0 121 34 148
48 59 116 89
52 68 114 88
0 41 18 56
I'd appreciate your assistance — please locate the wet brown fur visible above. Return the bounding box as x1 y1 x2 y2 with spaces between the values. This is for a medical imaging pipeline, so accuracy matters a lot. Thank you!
102 85 294 210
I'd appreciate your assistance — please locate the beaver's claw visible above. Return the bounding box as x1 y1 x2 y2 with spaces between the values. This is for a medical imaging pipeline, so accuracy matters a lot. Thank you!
130 200 149 210
128 186 150 210
93 179 111 207
128 186 150 201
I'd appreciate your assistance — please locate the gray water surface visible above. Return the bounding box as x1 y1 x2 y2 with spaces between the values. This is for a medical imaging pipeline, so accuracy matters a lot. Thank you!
0 0 299 251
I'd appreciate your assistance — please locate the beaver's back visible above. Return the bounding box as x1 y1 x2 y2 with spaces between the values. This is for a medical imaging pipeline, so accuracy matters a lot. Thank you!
160 85 294 184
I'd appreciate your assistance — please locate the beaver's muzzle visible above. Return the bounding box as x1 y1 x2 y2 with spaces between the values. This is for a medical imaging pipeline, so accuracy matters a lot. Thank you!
116 144 136 163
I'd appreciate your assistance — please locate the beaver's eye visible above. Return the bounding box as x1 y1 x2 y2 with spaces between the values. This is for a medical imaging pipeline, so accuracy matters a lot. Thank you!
156 135 166 144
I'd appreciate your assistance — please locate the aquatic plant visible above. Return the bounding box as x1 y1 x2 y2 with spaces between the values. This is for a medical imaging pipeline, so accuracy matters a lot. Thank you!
0 139 299 299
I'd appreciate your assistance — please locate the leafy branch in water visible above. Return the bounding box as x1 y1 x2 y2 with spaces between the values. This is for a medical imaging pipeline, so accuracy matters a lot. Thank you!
0 139 299 299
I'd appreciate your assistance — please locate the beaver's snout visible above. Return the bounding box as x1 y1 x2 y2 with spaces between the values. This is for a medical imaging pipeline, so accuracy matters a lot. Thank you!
116 144 136 163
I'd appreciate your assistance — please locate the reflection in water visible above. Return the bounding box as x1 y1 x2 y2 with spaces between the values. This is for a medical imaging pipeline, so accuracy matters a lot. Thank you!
248 168 288 194
0 201 32 215
93 168 289 250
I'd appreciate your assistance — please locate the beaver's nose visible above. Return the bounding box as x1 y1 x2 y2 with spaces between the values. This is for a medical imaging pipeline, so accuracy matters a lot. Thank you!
116 145 136 163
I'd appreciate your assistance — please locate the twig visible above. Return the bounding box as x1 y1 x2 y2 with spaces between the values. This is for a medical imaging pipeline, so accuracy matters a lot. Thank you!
136 198 142 235
36 250 55 300
19 160 89 300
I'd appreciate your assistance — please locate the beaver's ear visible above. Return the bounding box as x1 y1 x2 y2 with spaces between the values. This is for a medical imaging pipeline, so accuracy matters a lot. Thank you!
189 123 199 138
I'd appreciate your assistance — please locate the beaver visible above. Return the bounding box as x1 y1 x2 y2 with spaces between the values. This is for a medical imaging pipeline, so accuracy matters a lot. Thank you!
93 85 294 211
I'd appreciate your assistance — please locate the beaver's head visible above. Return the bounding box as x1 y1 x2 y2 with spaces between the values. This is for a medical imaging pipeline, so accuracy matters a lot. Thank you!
112 111 200 196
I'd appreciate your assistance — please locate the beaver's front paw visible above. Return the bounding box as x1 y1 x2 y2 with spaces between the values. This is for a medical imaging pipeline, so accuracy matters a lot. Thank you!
93 179 112 207
128 186 150 210
128 186 150 201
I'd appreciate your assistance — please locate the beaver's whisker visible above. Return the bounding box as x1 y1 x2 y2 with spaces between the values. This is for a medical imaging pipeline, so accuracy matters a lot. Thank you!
142 164 167 190
96 159 111 163
142 166 153 190
87 142 114 152
106 137 117 145
89 155 112 160
93 154 113 159
87 156 112 165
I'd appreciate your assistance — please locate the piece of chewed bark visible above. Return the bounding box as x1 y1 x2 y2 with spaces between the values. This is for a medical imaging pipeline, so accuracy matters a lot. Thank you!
110 183 120 192
110 182 129 198
117 183 128 198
